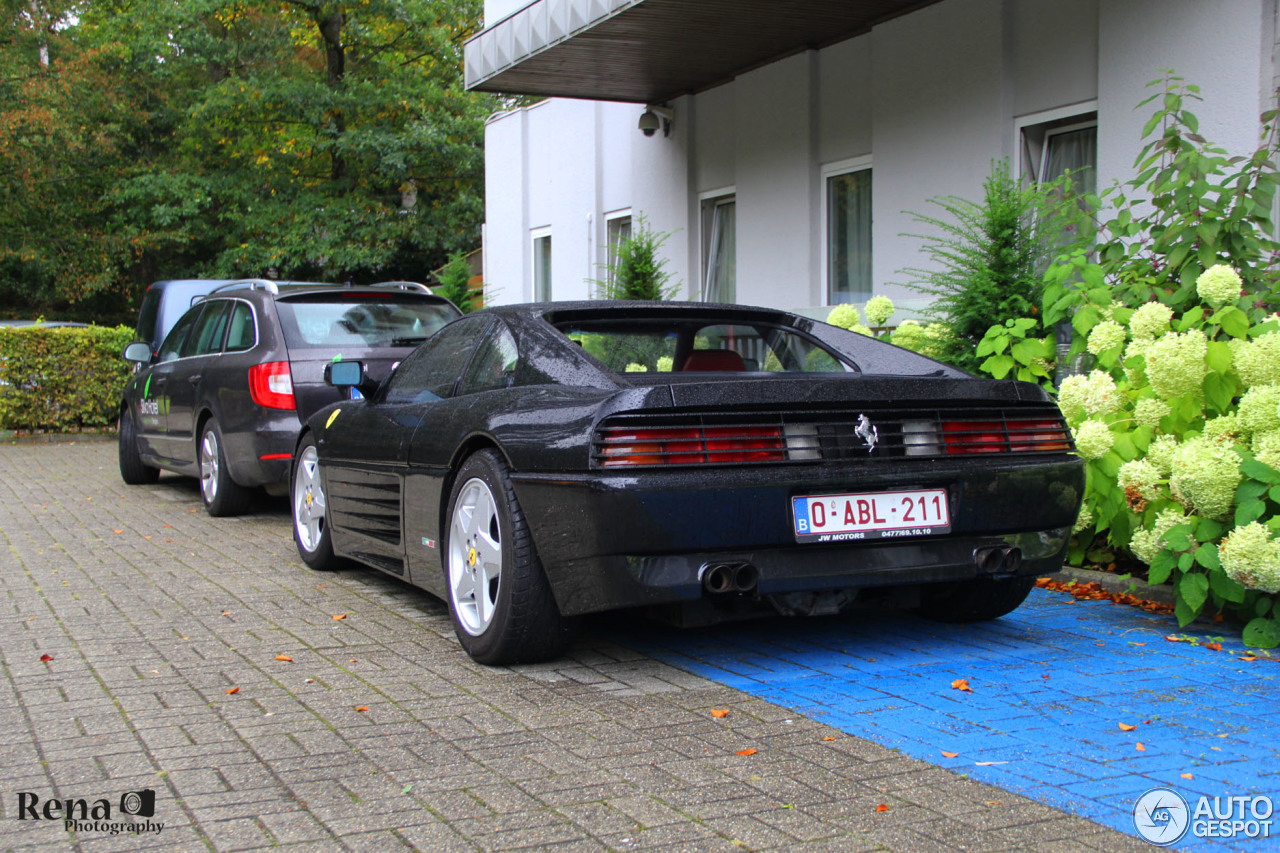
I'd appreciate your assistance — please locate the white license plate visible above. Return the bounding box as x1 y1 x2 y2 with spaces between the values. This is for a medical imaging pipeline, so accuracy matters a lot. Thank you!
792 489 950 542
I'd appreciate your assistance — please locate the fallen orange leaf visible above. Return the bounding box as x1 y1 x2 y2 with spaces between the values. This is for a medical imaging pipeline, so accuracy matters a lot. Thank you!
226 687 239 695
941 751 959 758
1132 642 1147 647
822 736 836 741
349 659 358 663
876 804 889 812
332 614 347 621
1181 773 1194 779
1241 654 1258 662
735 748 758 756
1136 742 1146 751
355 705 369 712
39 653 53 662
275 654 293 662
951 678 973 693
112 529 123 534
1119 723 1137 732
1205 642 1223 652
710 709 730 718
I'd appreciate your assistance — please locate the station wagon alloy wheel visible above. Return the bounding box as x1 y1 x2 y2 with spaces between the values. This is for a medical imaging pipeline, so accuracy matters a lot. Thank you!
293 445 326 554
198 420 252 517
200 430 221 504
449 477 503 636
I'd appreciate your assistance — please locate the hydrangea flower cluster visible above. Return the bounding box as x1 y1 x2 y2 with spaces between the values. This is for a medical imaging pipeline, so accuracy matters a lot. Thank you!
1073 500 1095 534
864 295 895 327
1057 371 1122 424
1195 264 1243 308
889 321 954 361
1122 338 1150 384
1219 522 1280 593
1253 430 1280 472
1234 331 1280 388
826 304 861 331
1238 386 1280 436
1145 434 1179 477
656 355 673 373
1168 436 1243 519
1129 507 1187 565
1203 413 1245 446
1144 329 1208 401
1087 320 1127 355
1118 459 1162 500
1129 302 1174 340
1134 397 1171 428
1072 419 1114 460
624 363 647 373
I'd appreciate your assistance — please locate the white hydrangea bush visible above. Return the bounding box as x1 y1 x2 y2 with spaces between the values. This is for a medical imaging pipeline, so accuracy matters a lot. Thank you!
1053 264 1280 643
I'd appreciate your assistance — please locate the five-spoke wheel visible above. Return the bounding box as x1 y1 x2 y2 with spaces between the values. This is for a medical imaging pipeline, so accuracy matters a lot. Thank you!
198 420 252 516
291 434 341 570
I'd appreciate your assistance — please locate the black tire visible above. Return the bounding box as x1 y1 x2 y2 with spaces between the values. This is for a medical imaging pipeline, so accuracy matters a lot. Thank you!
198 419 253 517
292 434 343 571
118 406 160 485
916 575 1036 623
444 449 574 665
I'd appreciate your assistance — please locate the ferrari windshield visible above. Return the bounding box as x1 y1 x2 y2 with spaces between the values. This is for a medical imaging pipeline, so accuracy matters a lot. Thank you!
557 319 852 375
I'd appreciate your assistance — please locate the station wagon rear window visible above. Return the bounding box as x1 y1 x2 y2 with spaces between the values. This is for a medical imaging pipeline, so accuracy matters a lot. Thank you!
275 294 457 350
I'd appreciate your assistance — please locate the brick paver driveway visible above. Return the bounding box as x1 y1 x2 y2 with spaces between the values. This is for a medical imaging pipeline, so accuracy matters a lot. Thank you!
0 438 1147 851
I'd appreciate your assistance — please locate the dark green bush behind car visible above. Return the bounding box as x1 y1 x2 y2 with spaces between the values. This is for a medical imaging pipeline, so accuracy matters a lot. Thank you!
0 325 133 431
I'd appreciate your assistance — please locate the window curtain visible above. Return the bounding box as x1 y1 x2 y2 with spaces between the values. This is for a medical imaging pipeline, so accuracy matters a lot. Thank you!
704 201 736 303
828 170 872 303
1044 126 1097 196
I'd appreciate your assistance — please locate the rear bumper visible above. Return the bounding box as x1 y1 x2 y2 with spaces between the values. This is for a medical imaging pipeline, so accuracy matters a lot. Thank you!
222 411 300 486
511 455 1083 616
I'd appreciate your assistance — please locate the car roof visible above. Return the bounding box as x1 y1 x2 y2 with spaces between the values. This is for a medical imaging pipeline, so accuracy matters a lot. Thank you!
202 280 446 301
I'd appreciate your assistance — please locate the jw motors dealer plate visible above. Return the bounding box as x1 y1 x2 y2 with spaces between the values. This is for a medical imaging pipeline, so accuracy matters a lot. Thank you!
792 488 950 542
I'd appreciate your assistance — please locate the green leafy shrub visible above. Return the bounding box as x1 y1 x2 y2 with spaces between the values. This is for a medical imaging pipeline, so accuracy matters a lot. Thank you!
982 74 1280 643
900 159 1091 373
433 251 482 313
0 325 134 431
593 216 680 301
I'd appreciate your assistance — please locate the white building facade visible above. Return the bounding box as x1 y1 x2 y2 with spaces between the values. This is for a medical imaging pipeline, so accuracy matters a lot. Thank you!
467 0 1279 317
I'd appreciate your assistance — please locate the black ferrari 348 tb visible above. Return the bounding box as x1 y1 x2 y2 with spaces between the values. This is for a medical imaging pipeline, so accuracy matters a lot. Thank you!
291 302 1083 664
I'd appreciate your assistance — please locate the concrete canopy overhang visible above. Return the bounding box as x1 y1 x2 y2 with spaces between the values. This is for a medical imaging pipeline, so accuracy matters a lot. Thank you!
465 0 943 104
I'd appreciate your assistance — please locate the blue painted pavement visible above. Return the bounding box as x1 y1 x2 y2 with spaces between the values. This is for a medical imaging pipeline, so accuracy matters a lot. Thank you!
623 588 1280 851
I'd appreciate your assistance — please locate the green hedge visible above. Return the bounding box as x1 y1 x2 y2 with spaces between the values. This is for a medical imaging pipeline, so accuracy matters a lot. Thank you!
0 325 135 432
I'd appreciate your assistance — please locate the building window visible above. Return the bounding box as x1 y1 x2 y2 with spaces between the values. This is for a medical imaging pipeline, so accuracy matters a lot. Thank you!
532 230 552 302
701 194 735 303
1020 112 1097 197
826 165 872 304
604 212 632 293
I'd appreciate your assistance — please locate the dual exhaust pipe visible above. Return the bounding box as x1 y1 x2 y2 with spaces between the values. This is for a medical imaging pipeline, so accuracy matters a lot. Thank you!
702 562 759 595
975 545 1022 574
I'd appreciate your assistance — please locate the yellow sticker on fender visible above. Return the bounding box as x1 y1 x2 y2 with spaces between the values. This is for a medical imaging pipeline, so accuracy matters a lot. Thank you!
325 409 341 429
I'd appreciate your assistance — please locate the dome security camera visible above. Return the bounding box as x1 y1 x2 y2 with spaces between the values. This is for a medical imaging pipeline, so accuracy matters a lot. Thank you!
638 109 660 137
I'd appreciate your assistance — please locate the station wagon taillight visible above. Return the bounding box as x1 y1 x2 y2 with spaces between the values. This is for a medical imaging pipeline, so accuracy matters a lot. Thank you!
598 426 785 467
248 361 295 410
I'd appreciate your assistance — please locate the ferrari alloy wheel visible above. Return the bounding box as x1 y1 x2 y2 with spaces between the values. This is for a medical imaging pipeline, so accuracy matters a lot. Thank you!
118 406 159 485
449 476 503 636
444 450 574 665
292 435 342 570
916 574 1036 623
198 420 252 517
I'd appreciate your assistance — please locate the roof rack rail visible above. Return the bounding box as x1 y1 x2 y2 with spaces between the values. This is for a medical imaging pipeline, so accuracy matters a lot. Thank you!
370 280 432 293
210 279 279 296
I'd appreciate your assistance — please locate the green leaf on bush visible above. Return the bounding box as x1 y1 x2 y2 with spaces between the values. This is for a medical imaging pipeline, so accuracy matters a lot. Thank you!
1148 550 1175 586
1208 568 1245 603
1179 572 1210 613
1195 518 1227 542
1236 498 1267 527
1175 599 1198 627
1271 485 1280 504
1193 543 1221 572
1203 373 1234 413
1217 306 1251 338
1240 458 1280 484
1177 305 1205 331
979 354 1015 379
1178 552 1194 571
1243 617 1280 649
1256 598 1273 617
1206 340 1234 373
1165 524 1194 551
1238 479 1270 502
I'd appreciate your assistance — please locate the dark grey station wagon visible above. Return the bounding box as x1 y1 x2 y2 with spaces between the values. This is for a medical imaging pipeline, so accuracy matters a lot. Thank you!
117 280 460 516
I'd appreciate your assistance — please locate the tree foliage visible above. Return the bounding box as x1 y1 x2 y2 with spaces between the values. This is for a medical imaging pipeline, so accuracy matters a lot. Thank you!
592 216 680 301
899 160 1092 373
0 0 491 321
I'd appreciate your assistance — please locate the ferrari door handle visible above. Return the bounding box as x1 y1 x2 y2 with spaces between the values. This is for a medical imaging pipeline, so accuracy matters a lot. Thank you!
187 374 202 384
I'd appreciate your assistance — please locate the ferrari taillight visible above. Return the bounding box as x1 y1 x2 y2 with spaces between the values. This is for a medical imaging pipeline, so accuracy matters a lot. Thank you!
598 426 785 467
943 418 1071 454
249 361 295 410
942 420 1006 454
1006 418 1072 452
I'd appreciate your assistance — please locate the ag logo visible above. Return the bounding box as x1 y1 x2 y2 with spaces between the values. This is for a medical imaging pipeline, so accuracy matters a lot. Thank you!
1133 788 1190 846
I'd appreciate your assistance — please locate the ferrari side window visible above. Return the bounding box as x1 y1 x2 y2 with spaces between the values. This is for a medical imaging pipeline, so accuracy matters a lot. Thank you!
382 317 488 404
459 324 519 395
